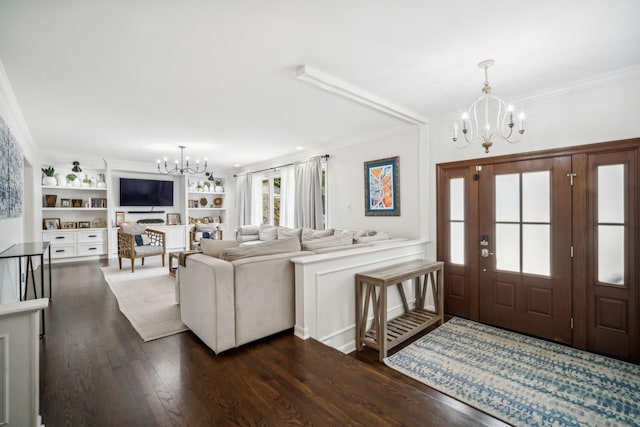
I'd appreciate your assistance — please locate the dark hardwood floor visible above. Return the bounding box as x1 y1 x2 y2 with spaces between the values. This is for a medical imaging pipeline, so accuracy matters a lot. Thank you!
36 260 508 426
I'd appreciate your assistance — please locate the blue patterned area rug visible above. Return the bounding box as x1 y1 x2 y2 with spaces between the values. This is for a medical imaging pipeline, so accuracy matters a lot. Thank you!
384 317 640 426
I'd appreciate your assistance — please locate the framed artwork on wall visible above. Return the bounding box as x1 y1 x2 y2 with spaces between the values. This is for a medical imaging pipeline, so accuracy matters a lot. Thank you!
364 156 400 216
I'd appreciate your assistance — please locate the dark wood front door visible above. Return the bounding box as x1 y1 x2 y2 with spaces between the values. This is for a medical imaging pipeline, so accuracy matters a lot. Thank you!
477 157 573 343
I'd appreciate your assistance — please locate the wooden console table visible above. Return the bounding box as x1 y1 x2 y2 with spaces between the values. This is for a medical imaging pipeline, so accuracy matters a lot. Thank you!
355 259 444 360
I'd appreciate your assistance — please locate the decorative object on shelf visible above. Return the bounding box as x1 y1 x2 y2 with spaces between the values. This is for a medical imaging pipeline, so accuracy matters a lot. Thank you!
203 181 211 191
167 213 181 225
43 218 61 230
71 161 82 173
72 199 83 208
364 156 400 216
213 197 223 207
157 145 209 175
41 166 57 186
188 199 199 208
66 173 79 187
202 216 213 224
453 59 526 154
200 197 208 207
96 173 107 188
214 179 224 193
81 177 92 188
93 218 107 228
78 221 91 229
44 194 57 207
61 198 71 207
115 211 125 226
55 173 67 187
62 221 76 229
137 218 164 224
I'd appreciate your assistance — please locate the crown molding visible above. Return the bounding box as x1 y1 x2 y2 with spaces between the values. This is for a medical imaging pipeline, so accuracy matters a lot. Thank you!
516 64 640 104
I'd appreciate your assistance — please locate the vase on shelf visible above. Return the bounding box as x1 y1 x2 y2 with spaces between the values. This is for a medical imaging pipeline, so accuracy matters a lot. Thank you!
56 173 67 187
42 176 57 186
214 186 224 193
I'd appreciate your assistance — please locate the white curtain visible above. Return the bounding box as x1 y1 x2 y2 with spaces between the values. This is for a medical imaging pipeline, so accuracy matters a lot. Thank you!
294 157 323 229
250 174 263 225
234 174 253 226
279 165 296 228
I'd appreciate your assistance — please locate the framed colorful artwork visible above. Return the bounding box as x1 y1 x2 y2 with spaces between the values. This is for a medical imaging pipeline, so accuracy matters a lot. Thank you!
364 156 400 216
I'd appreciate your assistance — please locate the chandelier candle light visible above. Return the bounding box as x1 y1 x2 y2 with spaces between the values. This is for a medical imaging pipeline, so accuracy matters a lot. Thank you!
453 60 526 154
157 145 209 175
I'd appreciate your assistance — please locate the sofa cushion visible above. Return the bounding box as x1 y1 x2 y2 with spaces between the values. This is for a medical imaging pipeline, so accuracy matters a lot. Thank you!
201 239 240 258
237 224 260 235
354 232 392 243
195 223 216 232
134 245 163 256
301 234 353 251
258 225 278 241
221 237 301 261
277 226 302 241
301 227 334 241
238 234 260 242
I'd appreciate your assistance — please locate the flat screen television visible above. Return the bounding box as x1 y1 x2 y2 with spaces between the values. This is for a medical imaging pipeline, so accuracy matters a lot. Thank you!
119 178 174 207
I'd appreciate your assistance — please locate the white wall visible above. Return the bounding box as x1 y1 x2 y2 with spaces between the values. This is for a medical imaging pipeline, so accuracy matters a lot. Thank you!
426 70 640 259
327 126 424 239
0 60 39 303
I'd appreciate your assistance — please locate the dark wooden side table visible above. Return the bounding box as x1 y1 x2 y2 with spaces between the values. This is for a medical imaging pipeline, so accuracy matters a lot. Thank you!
355 259 444 361
0 242 52 335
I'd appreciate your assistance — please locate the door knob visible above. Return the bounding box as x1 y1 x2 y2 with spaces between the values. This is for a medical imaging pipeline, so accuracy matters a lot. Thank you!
481 248 494 258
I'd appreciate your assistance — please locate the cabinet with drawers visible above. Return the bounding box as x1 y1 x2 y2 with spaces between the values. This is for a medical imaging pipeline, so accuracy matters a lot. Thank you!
42 228 107 260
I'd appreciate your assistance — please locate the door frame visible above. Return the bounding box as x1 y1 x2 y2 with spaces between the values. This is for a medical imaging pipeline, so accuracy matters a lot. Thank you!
436 137 640 361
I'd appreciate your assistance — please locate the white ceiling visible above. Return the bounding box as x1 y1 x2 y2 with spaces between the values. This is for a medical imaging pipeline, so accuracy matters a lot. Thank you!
1 1 639 171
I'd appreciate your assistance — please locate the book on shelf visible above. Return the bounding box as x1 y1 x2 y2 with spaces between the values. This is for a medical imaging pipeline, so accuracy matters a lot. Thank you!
89 197 107 208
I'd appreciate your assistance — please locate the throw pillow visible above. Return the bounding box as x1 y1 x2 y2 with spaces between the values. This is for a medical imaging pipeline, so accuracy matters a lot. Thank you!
301 228 334 241
121 224 147 235
201 240 240 258
301 234 353 251
133 233 151 246
258 225 278 241
277 226 302 241
354 232 392 243
221 238 301 261
195 223 215 232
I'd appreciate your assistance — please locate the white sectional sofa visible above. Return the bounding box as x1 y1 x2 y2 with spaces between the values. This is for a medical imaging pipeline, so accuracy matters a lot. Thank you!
179 226 430 354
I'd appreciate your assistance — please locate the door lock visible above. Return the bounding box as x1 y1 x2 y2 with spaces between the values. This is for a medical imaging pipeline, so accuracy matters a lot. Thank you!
481 248 494 258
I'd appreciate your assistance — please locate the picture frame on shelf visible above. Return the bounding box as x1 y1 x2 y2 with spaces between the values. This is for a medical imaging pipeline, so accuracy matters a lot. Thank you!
364 156 400 216
43 218 61 230
62 221 76 229
167 213 181 225
115 211 125 226
203 216 213 224
78 221 91 229
61 198 71 207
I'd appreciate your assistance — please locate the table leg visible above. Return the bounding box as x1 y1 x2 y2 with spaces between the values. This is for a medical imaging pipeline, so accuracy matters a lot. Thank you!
18 257 23 301
379 284 387 361
48 245 52 300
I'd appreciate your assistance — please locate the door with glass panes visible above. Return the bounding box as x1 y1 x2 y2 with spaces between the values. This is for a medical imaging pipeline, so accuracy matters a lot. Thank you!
477 157 573 343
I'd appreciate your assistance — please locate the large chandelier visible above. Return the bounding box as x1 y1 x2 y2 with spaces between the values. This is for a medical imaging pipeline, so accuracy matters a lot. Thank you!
453 59 525 153
157 145 209 175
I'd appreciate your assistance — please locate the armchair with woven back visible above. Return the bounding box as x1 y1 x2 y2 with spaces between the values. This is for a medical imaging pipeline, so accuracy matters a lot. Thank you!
117 224 166 272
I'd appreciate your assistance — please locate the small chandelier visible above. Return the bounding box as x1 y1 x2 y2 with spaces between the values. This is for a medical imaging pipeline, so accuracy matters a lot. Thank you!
453 59 526 153
157 145 209 175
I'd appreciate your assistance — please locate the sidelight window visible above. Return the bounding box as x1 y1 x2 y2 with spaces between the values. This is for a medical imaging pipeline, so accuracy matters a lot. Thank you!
597 164 624 285
449 178 465 265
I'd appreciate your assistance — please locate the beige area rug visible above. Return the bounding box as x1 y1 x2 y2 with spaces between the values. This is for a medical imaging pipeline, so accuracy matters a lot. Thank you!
101 260 188 342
